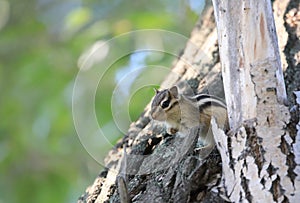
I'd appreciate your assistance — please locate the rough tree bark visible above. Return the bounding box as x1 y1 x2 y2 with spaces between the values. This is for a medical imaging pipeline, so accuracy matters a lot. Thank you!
212 0 299 202
78 0 300 202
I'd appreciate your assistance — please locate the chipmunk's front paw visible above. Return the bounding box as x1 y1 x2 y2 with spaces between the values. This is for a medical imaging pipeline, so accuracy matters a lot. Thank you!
167 127 178 135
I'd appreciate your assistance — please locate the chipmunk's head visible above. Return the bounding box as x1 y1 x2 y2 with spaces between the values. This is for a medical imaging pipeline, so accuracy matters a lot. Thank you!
150 86 181 123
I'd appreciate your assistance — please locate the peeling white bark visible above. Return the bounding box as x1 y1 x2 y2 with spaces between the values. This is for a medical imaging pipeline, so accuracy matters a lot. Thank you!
212 0 299 202
212 0 287 129
294 91 300 182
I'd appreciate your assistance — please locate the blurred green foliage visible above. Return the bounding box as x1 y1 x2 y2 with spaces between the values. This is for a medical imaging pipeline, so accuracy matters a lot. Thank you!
0 0 203 202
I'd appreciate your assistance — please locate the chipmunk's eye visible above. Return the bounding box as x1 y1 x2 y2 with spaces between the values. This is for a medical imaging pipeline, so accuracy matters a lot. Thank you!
161 99 170 109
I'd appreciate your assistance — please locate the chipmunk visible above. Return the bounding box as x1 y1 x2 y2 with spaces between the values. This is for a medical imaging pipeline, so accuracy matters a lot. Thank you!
150 86 228 150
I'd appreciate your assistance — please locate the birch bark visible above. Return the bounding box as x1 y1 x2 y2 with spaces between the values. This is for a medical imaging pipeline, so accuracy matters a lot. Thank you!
212 0 299 202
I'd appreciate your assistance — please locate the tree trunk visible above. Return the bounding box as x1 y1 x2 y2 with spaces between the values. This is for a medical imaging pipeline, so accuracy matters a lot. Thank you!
212 0 299 202
78 0 300 202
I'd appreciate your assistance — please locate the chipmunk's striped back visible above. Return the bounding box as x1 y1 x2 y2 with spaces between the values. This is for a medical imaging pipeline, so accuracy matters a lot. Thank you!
193 94 227 109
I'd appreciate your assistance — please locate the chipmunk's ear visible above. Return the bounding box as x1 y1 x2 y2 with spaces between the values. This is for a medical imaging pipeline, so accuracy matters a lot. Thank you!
169 86 178 99
153 88 159 94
